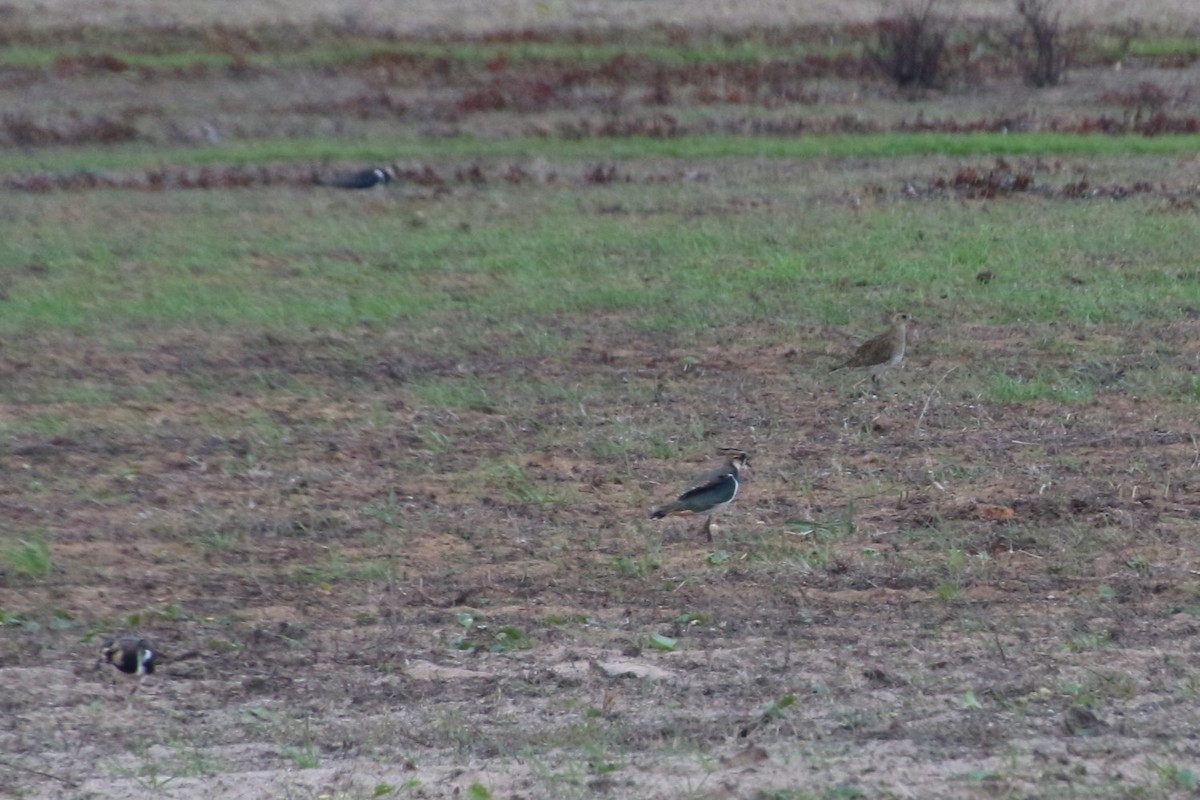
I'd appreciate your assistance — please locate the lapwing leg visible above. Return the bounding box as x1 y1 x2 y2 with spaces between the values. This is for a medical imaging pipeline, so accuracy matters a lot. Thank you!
701 514 714 543
130 679 143 707
100 664 123 699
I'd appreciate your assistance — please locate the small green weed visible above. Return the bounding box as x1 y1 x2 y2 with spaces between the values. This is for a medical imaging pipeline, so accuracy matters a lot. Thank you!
934 582 962 601
466 782 492 800
1153 760 1199 791
1062 630 1111 653
133 763 176 793
283 743 320 769
611 553 660 578
363 491 405 528
452 612 531 653
763 694 797 722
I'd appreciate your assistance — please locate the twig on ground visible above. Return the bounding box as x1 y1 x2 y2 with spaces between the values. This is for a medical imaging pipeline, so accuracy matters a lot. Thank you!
0 756 80 788
915 366 958 433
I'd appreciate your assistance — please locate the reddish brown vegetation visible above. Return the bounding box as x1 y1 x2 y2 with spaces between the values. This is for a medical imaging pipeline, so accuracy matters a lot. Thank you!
910 157 1168 201
53 53 130 77
2 113 141 146
8 165 295 192
1099 81 1174 113
935 161 1036 199
289 91 408 119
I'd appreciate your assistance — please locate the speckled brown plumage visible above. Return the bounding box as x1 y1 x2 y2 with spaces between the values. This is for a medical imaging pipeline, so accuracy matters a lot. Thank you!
832 312 913 381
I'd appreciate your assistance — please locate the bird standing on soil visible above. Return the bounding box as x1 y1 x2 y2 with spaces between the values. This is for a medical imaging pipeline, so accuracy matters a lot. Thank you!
650 448 749 542
320 167 393 189
97 635 157 696
830 312 913 384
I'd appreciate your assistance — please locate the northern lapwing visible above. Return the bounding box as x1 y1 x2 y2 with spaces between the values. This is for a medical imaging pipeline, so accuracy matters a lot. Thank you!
322 167 393 189
830 312 913 384
97 635 156 697
650 448 749 542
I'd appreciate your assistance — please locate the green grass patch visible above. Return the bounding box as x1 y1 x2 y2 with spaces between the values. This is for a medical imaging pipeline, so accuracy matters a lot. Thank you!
483 462 572 507
1 533 53 580
410 377 498 413
0 26 860 72
320 39 813 68
288 545 395 588
8 132 1200 175
985 372 1095 404
1125 37 1200 58
2 183 1199 344
7 25 1195 75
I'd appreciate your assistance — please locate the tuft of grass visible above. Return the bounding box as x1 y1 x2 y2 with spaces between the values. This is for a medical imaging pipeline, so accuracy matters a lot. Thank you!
0 412 77 437
754 515 856 572
611 552 661 579
411 378 497 413
283 743 320 769
132 763 176 793
290 546 394 588
985 372 1094 404
465 783 492 800
362 491 405 530
484 462 569 507
167 741 226 778
934 581 962 601
2 534 53 579
127 602 189 626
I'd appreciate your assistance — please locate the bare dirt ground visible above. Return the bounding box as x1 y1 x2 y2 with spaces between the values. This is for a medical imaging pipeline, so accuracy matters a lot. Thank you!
4 5 1200 800
5 315 1200 799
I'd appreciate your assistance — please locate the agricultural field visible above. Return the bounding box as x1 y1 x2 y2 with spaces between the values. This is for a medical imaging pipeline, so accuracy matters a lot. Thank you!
4 2 1200 798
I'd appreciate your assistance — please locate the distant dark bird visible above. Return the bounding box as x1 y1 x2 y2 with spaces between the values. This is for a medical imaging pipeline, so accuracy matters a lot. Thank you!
830 312 913 384
98 636 156 696
976 270 993 284
651 449 749 542
322 167 393 189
